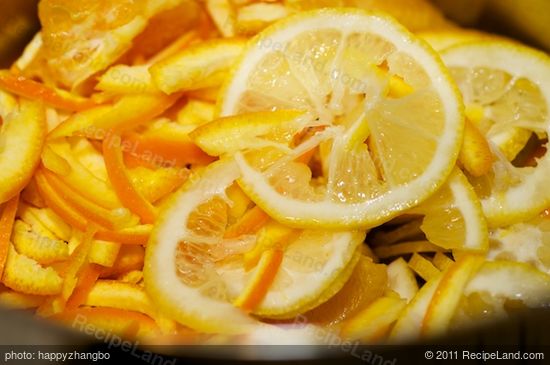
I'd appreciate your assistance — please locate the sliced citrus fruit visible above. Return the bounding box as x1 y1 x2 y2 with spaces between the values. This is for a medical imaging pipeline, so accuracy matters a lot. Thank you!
218 9 463 229
409 168 488 252
455 260 550 328
0 99 46 204
441 41 550 227
488 215 550 274
422 254 484 337
144 158 364 333
418 29 502 52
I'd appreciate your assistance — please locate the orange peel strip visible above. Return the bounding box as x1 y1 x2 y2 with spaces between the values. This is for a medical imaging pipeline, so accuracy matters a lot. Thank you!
103 134 157 224
223 205 270 239
233 248 284 312
0 71 98 112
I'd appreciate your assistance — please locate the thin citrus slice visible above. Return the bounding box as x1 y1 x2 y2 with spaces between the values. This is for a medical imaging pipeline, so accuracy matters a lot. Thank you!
409 168 488 252
218 9 463 229
422 254 484 337
144 158 364 333
441 41 550 227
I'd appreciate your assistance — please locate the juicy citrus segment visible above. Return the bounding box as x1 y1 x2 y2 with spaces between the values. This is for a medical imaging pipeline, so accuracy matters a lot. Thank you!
422 254 484 337
11 220 69 264
488 216 550 274
387 257 418 302
190 110 307 156
1 245 63 295
150 38 247 94
0 99 46 204
411 168 488 252
340 295 406 343
442 41 550 227
221 9 463 229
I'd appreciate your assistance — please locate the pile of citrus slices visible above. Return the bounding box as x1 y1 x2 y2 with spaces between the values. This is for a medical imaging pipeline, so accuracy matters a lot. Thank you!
0 0 549 345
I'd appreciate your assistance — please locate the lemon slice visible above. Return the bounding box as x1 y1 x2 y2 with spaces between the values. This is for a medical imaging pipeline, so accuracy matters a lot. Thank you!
411 168 488 252
441 41 550 227
218 9 463 229
144 158 364 333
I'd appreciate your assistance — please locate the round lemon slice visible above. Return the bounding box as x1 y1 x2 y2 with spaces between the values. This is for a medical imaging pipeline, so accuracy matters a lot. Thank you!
442 41 550 226
218 9 463 229
144 159 364 333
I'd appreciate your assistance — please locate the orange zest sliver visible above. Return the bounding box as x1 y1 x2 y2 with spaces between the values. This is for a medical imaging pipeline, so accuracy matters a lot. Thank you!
41 168 121 230
122 132 216 167
0 194 20 278
0 71 98 112
65 263 103 310
34 170 89 231
233 248 283 312
223 205 270 239
103 134 157 224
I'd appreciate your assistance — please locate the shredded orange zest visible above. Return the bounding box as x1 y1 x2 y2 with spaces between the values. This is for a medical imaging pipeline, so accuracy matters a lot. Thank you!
103 134 157 224
224 206 270 239
233 248 284 312
122 132 216 168
0 71 98 112
65 263 103 310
